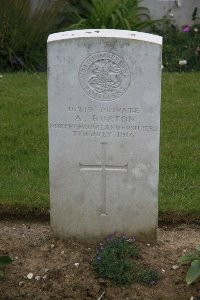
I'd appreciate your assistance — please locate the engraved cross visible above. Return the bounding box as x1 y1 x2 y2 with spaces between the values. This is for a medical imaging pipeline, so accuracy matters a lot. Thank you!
79 143 128 215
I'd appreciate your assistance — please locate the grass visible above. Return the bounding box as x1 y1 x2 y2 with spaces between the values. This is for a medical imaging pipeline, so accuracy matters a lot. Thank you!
0 72 199 216
160 73 200 214
0 72 48 211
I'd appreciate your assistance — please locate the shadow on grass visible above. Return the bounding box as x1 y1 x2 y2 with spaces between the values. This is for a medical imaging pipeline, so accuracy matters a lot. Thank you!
1 203 200 225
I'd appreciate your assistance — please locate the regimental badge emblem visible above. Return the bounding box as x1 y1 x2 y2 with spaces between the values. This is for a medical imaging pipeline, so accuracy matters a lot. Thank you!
79 52 131 101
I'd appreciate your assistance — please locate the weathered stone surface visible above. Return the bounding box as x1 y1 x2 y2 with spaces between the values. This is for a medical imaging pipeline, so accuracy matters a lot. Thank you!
48 29 162 240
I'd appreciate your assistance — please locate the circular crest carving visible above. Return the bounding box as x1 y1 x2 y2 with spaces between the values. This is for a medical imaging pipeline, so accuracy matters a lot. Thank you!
79 52 130 101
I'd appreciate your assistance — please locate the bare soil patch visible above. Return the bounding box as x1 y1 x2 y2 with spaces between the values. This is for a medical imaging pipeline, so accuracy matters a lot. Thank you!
0 221 200 300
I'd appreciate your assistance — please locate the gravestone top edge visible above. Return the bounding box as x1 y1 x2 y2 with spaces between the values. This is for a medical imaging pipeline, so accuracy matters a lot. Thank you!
47 29 162 45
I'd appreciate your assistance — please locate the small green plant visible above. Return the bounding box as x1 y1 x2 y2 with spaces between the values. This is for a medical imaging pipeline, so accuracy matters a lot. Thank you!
132 266 159 285
61 0 159 31
179 245 200 285
0 256 12 278
93 234 159 285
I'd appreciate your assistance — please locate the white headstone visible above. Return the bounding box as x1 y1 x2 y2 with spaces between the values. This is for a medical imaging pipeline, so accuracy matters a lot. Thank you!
48 29 162 241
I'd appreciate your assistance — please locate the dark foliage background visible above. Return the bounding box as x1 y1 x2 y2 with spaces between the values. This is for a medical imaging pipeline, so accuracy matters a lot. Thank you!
0 0 199 72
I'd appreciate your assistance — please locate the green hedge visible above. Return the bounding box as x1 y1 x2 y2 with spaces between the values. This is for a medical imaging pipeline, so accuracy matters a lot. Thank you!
0 0 200 72
0 0 65 71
